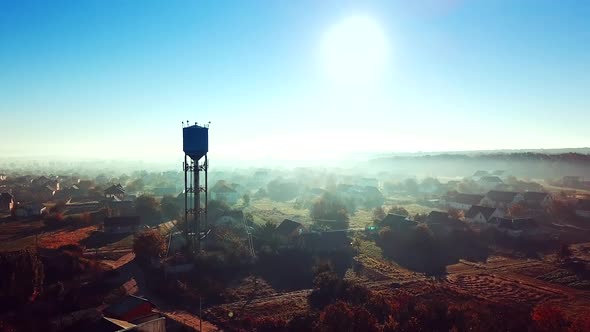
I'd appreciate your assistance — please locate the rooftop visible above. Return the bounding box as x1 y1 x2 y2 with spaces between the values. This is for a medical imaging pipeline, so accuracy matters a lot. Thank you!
451 193 484 205
276 219 303 237
466 205 497 220
485 190 520 203
523 191 550 202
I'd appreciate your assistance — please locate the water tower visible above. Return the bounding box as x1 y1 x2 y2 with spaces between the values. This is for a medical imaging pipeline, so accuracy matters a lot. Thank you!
182 121 209 251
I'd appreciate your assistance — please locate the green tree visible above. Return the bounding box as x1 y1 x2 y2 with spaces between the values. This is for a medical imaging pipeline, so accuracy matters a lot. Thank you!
0 250 44 305
133 229 165 262
254 221 280 251
135 194 161 225
311 193 349 230
388 206 409 216
161 195 182 221
244 212 254 226
267 178 300 202
557 243 573 264
126 178 145 192
372 206 386 221
242 193 251 206
403 178 419 194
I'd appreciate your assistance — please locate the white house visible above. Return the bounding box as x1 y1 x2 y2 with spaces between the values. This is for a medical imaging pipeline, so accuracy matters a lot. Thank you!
211 181 240 205
446 193 484 211
481 191 523 209
575 199 590 218
465 205 504 224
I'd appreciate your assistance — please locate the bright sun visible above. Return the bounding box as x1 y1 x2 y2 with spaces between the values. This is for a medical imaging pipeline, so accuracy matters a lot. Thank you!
321 16 388 84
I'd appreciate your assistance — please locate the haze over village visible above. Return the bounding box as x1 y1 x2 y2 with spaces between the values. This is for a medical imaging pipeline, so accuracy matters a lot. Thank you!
2 1 590 332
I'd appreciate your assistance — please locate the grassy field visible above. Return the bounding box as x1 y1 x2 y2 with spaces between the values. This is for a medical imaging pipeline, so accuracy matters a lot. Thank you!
349 209 373 229
247 198 312 225
247 197 434 229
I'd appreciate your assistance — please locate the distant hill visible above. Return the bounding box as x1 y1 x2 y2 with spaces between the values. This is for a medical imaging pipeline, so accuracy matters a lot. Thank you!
372 147 590 159
370 150 590 179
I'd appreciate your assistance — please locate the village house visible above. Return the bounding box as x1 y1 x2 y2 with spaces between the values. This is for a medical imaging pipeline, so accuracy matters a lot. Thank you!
465 205 504 224
575 199 590 218
12 202 46 218
0 174 7 181
489 217 538 237
210 181 239 205
32 184 56 202
0 192 14 212
276 219 305 240
522 191 552 209
480 190 523 209
76 179 94 193
426 211 466 236
380 213 417 229
31 176 49 187
446 193 484 210
103 216 141 233
472 170 489 179
64 200 102 215
105 200 135 217
477 176 504 190
104 184 126 200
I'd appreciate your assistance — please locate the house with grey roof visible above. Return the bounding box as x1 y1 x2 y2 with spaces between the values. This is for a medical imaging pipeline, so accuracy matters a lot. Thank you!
481 190 523 209
446 193 484 210
211 181 239 205
465 205 504 224
523 192 552 209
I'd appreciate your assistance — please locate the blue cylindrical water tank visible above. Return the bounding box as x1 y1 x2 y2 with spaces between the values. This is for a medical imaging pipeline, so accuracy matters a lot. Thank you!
183 125 208 161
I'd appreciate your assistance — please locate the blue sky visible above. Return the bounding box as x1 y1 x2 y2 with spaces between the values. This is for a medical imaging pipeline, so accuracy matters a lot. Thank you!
1 0 589 164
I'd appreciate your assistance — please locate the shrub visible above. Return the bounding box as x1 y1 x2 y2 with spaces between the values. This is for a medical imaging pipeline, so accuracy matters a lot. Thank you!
133 229 165 262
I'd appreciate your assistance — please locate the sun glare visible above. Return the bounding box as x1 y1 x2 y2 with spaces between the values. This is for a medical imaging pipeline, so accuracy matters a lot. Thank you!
321 15 389 84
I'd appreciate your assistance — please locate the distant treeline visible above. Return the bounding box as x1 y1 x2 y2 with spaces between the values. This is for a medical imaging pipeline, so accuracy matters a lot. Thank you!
371 152 590 179
374 152 590 163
